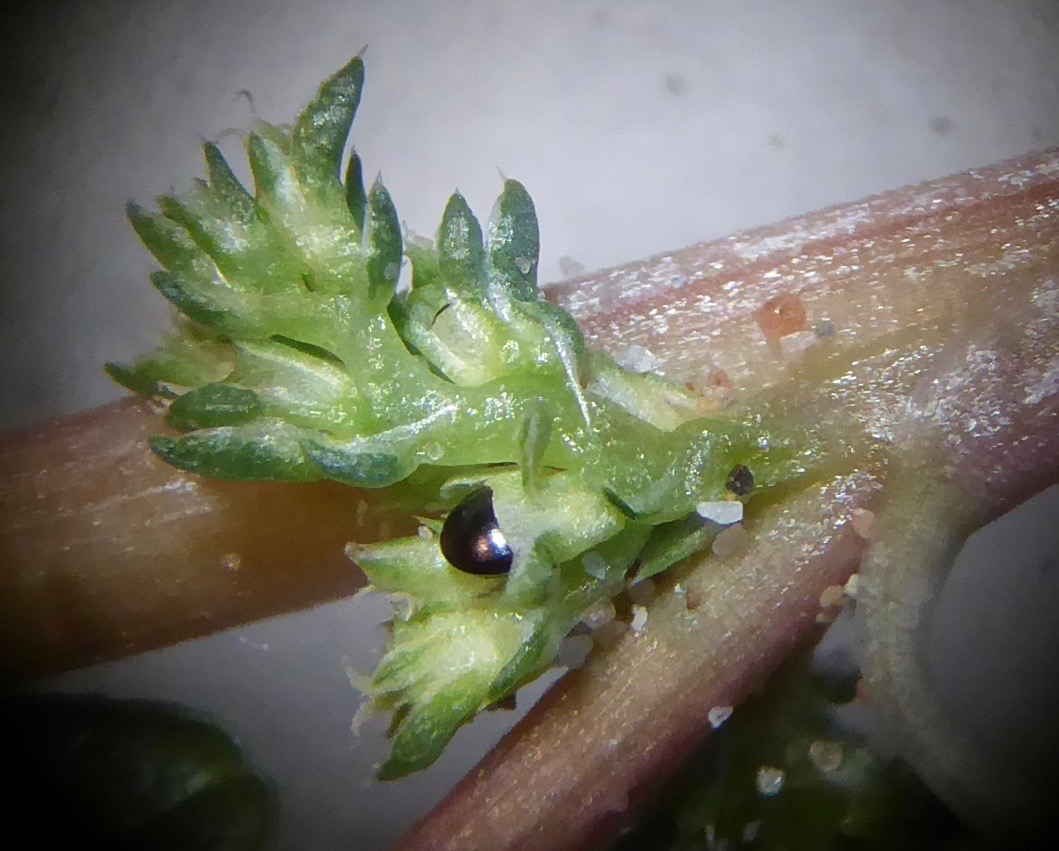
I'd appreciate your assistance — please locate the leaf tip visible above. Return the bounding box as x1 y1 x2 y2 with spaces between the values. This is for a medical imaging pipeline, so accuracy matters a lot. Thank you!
148 435 178 460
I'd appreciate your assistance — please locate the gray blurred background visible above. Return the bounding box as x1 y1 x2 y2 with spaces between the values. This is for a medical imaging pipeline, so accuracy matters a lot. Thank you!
2 1 1058 847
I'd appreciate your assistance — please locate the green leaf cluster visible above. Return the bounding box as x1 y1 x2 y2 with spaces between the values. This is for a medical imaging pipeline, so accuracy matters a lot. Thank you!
112 57 821 777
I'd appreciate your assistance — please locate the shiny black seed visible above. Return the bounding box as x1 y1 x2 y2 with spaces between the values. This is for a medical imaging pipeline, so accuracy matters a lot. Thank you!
725 464 755 496
439 487 513 576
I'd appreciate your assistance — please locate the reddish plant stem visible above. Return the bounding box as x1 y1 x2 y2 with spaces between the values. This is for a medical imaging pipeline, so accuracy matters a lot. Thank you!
0 401 393 682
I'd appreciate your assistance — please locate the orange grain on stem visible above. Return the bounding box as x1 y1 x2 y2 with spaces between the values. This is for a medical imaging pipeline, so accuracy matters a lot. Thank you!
755 292 808 340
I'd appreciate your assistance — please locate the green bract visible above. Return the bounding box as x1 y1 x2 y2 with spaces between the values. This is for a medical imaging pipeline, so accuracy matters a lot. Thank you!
111 57 817 778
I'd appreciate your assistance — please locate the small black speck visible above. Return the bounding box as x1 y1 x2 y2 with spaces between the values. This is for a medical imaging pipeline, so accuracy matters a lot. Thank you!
725 465 755 496
929 115 954 136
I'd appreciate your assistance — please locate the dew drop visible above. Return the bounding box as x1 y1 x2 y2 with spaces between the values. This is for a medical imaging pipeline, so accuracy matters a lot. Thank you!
615 344 662 374
808 740 843 772
708 705 733 728
756 766 785 796
581 598 616 630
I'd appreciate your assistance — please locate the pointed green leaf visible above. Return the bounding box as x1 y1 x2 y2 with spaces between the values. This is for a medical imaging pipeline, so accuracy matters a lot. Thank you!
151 272 330 348
158 185 208 227
156 172 307 294
350 536 499 606
152 270 235 330
365 177 402 301
149 424 319 482
485 611 552 701
584 351 710 431
293 55 365 185
303 437 414 487
372 608 542 779
168 383 263 429
632 513 719 582
344 148 367 232
487 179 540 301
245 130 292 202
150 271 284 337
158 191 240 273
127 203 216 281
377 696 476 781
437 192 485 295
202 142 255 220
104 362 162 398
518 300 590 427
105 332 234 398
225 339 362 430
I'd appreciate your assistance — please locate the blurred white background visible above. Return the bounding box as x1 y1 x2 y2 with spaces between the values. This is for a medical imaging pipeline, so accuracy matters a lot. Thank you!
2 1 1058 847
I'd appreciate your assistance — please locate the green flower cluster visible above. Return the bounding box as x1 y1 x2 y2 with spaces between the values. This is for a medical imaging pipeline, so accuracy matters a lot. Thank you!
111 57 813 777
